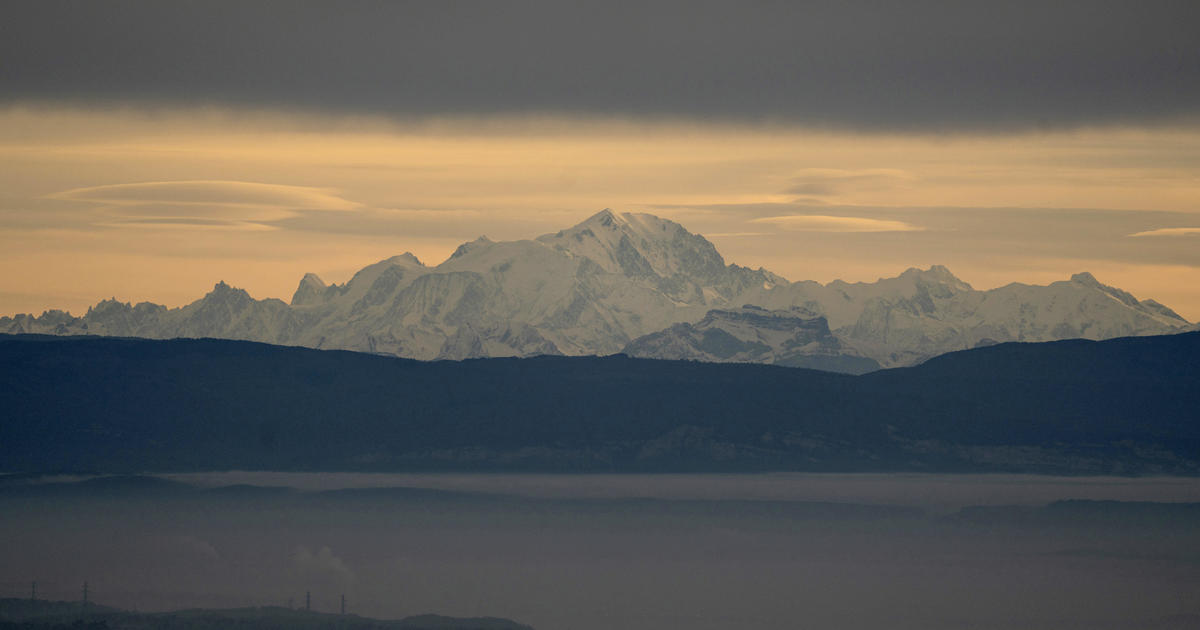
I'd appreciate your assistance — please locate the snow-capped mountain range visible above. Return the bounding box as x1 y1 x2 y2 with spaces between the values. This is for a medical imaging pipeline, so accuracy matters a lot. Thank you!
2 210 1192 371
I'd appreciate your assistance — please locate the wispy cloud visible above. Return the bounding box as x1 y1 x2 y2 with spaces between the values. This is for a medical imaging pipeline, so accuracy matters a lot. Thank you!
750 215 924 233
95 218 280 232
1129 227 1200 237
50 180 360 230
52 180 359 210
5 107 1200 321
784 169 913 197
704 232 772 237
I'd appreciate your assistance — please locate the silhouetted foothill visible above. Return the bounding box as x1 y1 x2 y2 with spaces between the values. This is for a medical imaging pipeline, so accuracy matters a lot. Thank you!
1 331 1197 474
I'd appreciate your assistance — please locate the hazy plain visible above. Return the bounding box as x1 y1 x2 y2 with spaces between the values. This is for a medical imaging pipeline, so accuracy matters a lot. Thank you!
2 473 1198 630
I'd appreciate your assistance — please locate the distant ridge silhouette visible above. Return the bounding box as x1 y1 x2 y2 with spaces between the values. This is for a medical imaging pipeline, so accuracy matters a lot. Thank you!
1 331 1197 474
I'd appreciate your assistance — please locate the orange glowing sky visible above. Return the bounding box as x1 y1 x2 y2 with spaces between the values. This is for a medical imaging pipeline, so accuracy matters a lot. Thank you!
1 106 1198 320
3 2 1200 322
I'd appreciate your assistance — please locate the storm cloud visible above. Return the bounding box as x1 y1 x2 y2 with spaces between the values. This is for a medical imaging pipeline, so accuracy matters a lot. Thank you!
3 0 1199 131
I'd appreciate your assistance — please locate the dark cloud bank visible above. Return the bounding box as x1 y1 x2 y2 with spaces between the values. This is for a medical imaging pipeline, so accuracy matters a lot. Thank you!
3 0 1199 130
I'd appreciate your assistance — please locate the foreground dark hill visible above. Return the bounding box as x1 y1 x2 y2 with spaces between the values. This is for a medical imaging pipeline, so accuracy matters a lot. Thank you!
0 599 531 630
1 332 1197 473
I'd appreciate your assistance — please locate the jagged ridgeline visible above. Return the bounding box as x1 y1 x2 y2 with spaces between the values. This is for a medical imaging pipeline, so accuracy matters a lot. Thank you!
2 210 1192 371
2 332 1198 473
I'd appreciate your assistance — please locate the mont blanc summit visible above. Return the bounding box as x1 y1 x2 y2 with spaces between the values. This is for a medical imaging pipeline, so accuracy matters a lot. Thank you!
2 210 1191 371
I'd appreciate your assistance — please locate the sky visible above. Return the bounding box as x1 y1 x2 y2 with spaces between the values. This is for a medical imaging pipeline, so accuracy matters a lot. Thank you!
2 1 1199 320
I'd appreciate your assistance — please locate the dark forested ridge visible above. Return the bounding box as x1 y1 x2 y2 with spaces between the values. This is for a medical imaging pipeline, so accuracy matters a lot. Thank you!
1 332 1197 474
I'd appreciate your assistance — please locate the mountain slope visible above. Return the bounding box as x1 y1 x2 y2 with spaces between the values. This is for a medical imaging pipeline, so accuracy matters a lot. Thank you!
2 332 1198 474
1 211 1190 369
622 305 881 374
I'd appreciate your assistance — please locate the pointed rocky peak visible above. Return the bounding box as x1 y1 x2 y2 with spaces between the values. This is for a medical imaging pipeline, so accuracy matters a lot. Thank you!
927 264 962 282
132 301 167 315
557 208 677 240
203 281 252 304
35 309 77 326
291 273 328 306
78 298 164 332
899 265 973 292
536 209 626 249
583 207 622 228
86 298 132 317
449 236 495 260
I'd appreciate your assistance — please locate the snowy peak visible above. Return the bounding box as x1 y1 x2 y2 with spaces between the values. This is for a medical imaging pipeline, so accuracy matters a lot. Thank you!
1068 271 1136 301
899 265 974 292
1065 271 1187 324
291 255 424 310
1070 271 1103 288
204 281 252 304
389 252 425 267
439 237 553 273
1140 299 1187 323
449 236 495 261
86 297 132 318
536 209 727 282
189 282 263 316
336 254 428 304
1069 271 1138 307
291 273 328 306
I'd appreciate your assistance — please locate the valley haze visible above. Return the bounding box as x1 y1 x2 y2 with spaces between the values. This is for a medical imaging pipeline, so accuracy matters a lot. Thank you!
2 473 1200 630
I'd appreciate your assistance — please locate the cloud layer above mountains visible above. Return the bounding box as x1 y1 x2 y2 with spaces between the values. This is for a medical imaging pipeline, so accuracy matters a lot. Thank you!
3 1 1199 131
2 3 1199 320
2 107 1199 320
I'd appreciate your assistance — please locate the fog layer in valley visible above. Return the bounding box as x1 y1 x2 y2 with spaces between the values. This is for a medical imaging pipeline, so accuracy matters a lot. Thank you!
2 473 1198 630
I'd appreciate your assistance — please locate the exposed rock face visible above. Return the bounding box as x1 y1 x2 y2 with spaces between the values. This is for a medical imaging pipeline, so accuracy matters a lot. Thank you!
2 210 1191 371
623 306 881 374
